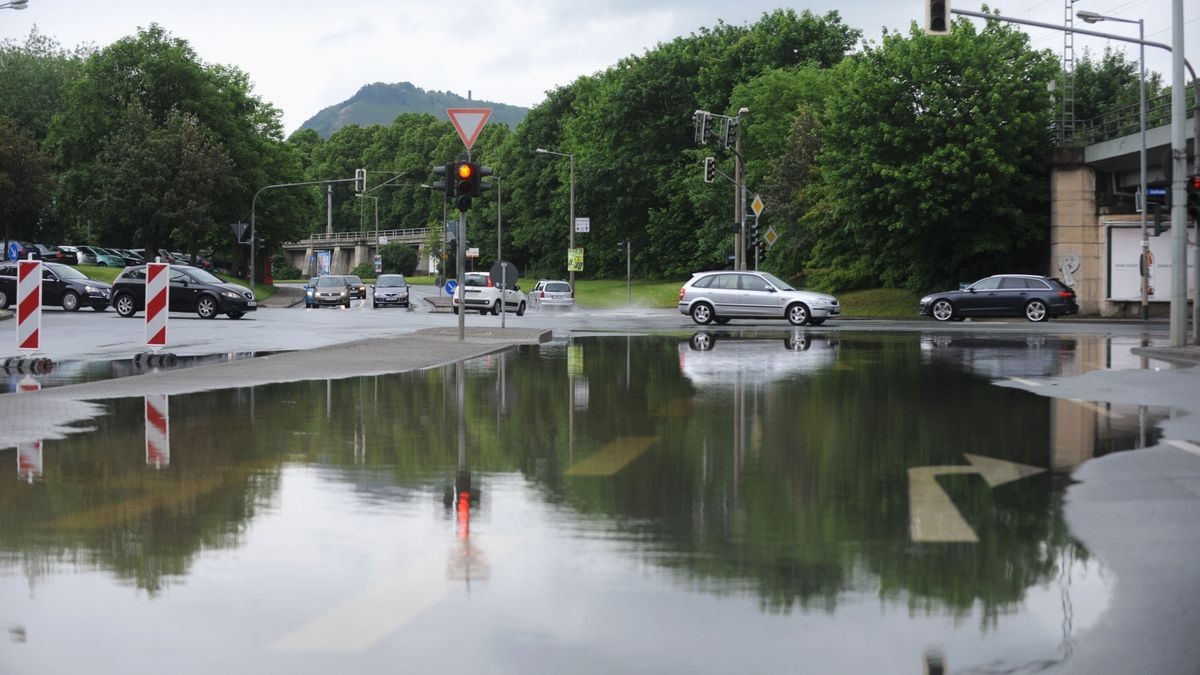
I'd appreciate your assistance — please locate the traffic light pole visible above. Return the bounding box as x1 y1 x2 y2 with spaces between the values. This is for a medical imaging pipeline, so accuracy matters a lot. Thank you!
734 120 745 271
457 209 466 342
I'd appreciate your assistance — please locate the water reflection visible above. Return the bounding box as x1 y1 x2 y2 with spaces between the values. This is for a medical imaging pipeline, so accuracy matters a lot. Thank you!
0 333 1169 673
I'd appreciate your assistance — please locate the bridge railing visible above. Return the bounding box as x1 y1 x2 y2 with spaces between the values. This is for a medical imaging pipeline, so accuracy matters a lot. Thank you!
287 228 429 246
1068 83 1195 146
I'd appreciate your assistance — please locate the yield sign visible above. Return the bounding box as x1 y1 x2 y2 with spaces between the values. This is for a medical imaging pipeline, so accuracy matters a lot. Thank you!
447 108 492 149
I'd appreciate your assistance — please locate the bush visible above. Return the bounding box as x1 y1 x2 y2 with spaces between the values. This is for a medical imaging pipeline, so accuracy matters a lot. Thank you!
273 260 303 280
350 262 376 279
380 243 418 276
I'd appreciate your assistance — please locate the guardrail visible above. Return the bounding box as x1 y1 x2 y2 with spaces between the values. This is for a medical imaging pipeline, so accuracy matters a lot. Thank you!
286 228 429 246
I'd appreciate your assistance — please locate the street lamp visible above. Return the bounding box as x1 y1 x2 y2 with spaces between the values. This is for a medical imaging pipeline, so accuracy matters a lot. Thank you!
1078 9 1151 320
0 1 30 10
535 147 575 289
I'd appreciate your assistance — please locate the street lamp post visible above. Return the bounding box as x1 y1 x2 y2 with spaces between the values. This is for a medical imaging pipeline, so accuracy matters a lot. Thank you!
1078 10 1150 321
535 148 575 289
0 1 30 10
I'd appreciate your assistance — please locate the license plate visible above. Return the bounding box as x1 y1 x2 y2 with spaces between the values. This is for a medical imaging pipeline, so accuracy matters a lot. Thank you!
246 300 257 307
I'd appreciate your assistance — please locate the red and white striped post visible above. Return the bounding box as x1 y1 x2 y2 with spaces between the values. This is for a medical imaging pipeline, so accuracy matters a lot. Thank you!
145 261 169 350
16 374 42 483
145 394 170 469
16 258 42 352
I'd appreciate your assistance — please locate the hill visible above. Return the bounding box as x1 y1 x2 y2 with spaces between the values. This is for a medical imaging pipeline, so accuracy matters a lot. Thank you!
298 82 528 138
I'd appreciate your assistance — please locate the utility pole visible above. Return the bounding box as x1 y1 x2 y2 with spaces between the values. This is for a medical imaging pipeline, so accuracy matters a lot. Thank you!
734 119 744 271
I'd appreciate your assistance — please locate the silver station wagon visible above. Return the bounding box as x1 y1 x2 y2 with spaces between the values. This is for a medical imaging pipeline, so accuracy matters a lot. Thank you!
678 270 840 326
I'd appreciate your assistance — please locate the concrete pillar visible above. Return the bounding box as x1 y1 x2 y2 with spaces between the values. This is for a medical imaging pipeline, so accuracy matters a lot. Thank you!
1050 148 1100 315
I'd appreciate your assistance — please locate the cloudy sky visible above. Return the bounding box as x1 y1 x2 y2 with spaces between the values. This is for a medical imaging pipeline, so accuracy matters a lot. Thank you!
1 0 1196 134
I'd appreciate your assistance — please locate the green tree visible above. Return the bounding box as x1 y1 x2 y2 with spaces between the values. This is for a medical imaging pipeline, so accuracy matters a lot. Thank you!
1069 46 1165 135
380 241 418 275
0 28 86 141
814 18 1058 291
0 117 55 244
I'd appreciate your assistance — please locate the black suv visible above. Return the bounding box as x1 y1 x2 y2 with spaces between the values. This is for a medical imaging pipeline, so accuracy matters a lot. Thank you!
112 264 257 319
0 261 112 311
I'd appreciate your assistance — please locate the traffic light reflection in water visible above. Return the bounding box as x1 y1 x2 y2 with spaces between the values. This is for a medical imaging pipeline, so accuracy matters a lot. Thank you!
0 333 1172 673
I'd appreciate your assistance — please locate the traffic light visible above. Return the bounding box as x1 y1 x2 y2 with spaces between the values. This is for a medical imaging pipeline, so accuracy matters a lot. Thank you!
477 165 495 194
1187 174 1200 224
455 161 477 196
699 112 711 142
431 163 453 196
1151 203 1168 236
750 221 759 246
617 240 626 254
926 0 950 35
703 157 715 183
355 168 366 192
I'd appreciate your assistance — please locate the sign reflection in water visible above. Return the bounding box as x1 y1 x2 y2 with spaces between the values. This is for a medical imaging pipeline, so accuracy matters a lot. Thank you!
0 333 1168 673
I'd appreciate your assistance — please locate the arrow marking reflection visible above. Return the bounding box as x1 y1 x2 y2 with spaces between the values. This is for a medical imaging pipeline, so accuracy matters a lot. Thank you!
909 453 1046 543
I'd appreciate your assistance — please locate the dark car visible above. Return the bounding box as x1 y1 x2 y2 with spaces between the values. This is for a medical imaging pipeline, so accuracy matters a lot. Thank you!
371 274 410 308
107 248 145 267
0 261 112 311
345 274 367 299
111 264 256 319
307 275 353 308
919 274 1078 322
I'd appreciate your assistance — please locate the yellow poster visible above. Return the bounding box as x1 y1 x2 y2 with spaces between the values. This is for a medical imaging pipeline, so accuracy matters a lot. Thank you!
567 247 584 272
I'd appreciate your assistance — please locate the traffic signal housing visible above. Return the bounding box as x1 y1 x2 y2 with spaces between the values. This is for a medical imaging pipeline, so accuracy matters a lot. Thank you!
477 165 495 195
703 157 716 183
1187 174 1200 224
355 168 366 192
926 0 950 35
431 163 453 196
455 161 478 196
1151 203 1168 236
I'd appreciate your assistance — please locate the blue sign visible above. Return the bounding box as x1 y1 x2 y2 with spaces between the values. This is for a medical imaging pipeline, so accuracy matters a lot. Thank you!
444 280 458 295
6 242 18 261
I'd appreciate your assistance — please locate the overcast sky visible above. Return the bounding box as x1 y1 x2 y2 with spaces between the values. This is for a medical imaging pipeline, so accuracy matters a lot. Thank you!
1 0 1196 134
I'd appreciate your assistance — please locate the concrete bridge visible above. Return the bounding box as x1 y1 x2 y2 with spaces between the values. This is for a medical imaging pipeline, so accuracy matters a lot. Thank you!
281 228 433 276
1051 100 1195 317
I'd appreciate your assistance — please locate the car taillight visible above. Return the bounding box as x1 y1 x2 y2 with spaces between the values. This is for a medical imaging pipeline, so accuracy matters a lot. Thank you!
679 287 687 301
486 277 493 287
1060 290 1074 299
539 291 545 298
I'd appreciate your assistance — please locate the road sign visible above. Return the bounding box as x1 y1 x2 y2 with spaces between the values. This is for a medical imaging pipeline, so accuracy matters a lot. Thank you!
146 262 169 349
750 194 765 217
230 222 248 242
466 247 480 258
489 260 519 288
16 259 41 351
575 217 590 233
7 241 19 261
373 255 382 273
764 226 779 247
447 108 492 150
567 248 584 272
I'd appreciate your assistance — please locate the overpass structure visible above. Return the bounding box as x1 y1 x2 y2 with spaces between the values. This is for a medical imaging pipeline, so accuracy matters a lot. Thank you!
1051 97 1196 317
281 228 433 277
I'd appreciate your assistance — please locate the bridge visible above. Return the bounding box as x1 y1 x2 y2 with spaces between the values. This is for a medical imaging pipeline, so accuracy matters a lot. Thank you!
1051 90 1196 318
281 228 433 276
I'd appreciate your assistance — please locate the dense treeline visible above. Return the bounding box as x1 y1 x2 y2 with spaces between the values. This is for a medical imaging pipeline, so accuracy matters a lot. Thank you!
0 13 1143 290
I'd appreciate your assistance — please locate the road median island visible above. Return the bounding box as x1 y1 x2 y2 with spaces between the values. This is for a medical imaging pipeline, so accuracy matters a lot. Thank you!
0 328 551 451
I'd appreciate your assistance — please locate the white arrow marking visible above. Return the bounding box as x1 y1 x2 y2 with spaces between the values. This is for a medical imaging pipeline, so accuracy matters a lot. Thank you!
909 454 1046 543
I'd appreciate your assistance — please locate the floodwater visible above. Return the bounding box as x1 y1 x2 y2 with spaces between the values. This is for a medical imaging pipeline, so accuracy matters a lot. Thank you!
0 331 1170 674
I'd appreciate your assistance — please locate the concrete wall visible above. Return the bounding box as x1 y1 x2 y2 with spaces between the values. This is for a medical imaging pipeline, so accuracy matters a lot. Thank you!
1050 148 1102 315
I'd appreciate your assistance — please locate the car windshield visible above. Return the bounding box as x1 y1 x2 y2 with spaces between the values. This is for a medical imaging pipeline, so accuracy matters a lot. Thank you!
464 275 489 287
185 267 224 284
316 276 346 288
760 272 794 291
347 276 362 285
50 264 88 280
377 276 406 287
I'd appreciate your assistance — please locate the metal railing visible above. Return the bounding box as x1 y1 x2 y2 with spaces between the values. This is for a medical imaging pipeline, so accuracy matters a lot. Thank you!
1059 83 1195 146
287 228 429 246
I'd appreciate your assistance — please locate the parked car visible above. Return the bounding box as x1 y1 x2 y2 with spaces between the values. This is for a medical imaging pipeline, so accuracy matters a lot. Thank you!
77 245 124 267
677 270 840 326
919 274 1079 322
107 248 145 267
345 274 367 299
371 274 410 308
171 252 214 271
58 245 92 265
452 272 526 315
111 264 256 319
0 261 112 311
529 279 575 311
306 275 353 308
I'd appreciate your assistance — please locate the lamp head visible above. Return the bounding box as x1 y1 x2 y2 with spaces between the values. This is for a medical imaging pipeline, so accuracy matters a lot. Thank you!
1076 10 1105 23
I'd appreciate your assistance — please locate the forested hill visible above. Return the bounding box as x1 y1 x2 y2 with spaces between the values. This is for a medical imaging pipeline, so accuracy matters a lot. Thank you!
298 82 528 137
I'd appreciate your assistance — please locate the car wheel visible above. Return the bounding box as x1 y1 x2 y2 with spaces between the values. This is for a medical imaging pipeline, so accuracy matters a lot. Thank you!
196 295 218 319
0 289 8 309
97 262 107 267
114 294 137 318
491 300 501 316
227 312 245 319
931 299 954 322
343 300 350 308
1025 299 1049 322
690 302 714 325
787 303 811 326
516 301 526 316
689 333 716 351
61 291 81 312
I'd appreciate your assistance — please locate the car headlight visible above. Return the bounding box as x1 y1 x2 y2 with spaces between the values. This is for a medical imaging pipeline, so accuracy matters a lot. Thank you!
340 291 348 297
223 291 241 299
84 285 100 294
920 296 932 305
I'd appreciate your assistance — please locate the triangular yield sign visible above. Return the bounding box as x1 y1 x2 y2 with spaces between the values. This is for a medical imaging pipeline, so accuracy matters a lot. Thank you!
447 108 492 149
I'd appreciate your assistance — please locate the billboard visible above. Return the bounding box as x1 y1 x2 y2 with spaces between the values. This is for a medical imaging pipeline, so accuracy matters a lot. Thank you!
1106 223 1196 301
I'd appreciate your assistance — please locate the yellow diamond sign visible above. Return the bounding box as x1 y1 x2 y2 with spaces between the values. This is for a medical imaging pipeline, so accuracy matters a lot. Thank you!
764 226 778 247
750 194 764 217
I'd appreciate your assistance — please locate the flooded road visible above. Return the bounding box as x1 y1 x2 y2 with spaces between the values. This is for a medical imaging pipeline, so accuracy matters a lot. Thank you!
0 331 1176 674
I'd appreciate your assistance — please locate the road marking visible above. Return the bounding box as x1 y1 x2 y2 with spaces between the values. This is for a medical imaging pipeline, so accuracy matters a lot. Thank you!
909 453 1046 543
1165 439 1200 458
566 436 657 476
1007 377 1042 387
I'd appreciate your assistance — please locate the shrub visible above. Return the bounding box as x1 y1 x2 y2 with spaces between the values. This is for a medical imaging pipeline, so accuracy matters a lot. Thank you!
380 243 418 276
350 262 376 279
